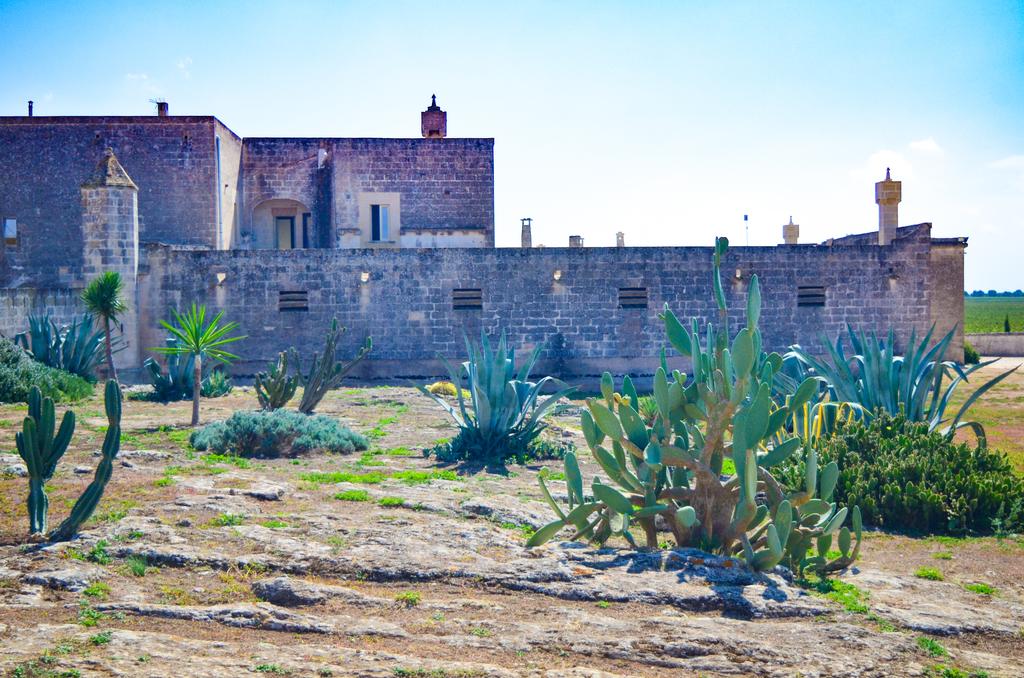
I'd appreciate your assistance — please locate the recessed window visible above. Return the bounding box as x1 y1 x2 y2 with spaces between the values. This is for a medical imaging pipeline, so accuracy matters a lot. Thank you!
618 287 648 309
275 216 296 250
278 290 309 312
3 217 16 246
452 288 483 310
359 192 401 245
371 204 390 242
797 286 826 307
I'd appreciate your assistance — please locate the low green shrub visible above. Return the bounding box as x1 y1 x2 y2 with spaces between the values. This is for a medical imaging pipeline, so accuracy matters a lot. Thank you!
963 341 980 364
190 409 368 458
426 432 575 465
0 337 93 403
778 412 1024 534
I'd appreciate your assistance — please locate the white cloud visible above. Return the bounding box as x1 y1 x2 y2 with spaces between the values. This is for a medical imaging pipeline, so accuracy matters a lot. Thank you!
124 72 162 95
990 154 1024 170
850 149 913 184
909 137 943 155
177 57 193 79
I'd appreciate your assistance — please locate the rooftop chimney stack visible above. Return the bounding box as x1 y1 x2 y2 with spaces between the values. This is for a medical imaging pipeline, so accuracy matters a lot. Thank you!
520 218 532 248
569 235 584 248
875 168 901 246
27 101 33 117
156 101 169 117
783 216 799 245
421 94 446 138
616 231 625 247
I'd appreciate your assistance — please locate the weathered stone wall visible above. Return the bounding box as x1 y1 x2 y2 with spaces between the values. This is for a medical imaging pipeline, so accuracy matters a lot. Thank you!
214 120 244 250
928 241 967 359
0 288 83 339
0 117 220 286
137 230 937 380
240 138 494 248
965 333 1024 357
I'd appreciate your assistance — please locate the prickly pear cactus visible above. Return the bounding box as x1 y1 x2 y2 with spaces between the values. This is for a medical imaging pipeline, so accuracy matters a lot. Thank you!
48 380 122 542
529 237 862 574
15 387 76 535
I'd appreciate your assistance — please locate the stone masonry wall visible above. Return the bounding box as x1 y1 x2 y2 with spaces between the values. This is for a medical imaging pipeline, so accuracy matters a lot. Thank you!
137 229 937 381
241 138 494 248
0 288 83 339
0 117 219 286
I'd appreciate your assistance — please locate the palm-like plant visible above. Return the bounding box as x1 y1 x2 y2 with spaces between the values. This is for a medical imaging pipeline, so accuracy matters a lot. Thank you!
153 304 245 426
81 272 127 381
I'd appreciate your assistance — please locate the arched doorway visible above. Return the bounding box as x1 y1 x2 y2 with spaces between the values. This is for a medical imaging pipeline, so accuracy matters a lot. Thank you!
251 199 312 250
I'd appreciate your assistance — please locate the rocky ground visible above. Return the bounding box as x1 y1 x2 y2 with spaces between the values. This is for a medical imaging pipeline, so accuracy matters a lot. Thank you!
1 385 1023 677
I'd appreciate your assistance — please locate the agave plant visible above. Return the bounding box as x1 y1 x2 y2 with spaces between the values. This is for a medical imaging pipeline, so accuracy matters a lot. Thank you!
419 332 575 465
785 326 1018 446
15 314 109 380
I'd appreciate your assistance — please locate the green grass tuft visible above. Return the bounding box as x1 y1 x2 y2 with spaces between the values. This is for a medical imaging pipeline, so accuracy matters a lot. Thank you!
333 490 370 502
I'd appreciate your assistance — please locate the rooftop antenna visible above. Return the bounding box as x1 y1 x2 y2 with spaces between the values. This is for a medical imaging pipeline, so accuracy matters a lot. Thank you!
744 214 749 246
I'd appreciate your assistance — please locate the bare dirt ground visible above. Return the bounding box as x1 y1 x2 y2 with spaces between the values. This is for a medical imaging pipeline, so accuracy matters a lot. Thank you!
0 382 1022 677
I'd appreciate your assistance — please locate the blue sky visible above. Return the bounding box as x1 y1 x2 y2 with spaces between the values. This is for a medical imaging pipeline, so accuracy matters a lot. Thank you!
1 0 1021 289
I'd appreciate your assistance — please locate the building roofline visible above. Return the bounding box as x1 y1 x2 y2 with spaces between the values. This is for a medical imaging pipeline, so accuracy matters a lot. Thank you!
242 136 495 142
0 115 221 124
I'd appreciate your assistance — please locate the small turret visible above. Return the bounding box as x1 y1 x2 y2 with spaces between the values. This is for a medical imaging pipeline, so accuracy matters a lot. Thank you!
421 94 447 138
783 216 799 245
875 168 901 246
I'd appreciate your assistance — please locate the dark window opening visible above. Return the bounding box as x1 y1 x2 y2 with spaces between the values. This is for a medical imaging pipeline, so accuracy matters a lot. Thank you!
618 287 649 309
797 286 826 307
278 290 309 312
370 204 390 242
301 212 312 249
3 217 16 246
453 288 483 310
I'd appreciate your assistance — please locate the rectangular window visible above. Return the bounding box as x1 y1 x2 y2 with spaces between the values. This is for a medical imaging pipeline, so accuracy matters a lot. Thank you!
452 288 483 310
275 216 295 250
797 286 826 307
278 290 309 312
618 287 649 309
371 204 390 242
301 213 311 249
3 217 16 245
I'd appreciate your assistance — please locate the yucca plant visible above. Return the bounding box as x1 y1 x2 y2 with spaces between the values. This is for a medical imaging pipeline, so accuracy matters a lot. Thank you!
81 271 127 382
419 332 575 466
785 326 1018 446
153 304 245 426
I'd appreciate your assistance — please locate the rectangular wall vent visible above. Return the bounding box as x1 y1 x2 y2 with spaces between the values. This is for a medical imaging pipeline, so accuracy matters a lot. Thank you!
797 286 826 307
278 290 309 312
618 287 649 309
452 288 483 310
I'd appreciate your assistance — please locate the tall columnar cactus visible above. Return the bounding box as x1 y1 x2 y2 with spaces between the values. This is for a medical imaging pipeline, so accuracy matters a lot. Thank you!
16 387 76 535
290 319 371 414
255 351 298 410
529 237 862 574
49 380 122 542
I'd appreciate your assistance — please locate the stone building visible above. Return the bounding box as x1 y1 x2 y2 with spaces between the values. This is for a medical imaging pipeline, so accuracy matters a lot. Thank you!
0 99 966 381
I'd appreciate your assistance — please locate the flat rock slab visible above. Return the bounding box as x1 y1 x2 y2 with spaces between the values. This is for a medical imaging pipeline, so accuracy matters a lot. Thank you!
851 569 1024 637
22 564 107 592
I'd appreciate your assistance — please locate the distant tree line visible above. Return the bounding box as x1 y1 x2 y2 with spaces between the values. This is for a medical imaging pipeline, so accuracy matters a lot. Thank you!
964 290 1024 297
